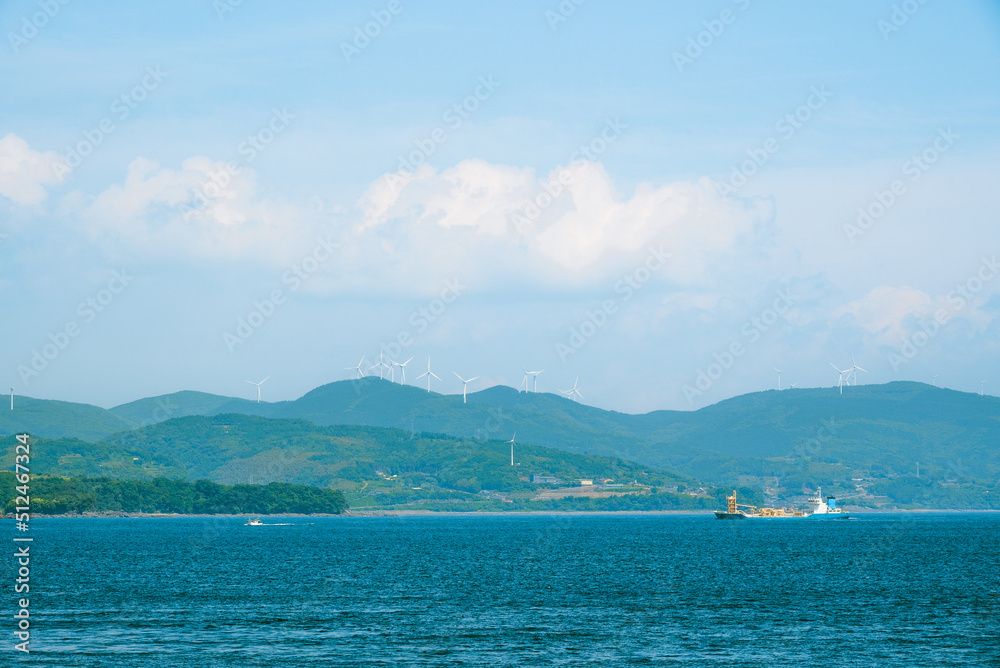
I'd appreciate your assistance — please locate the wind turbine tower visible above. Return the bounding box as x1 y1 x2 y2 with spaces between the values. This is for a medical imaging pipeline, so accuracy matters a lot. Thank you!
345 356 366 379
772 366 782 391
453 372 479 404
846 356 867 386
830 363 848 394
367 348 391 380
9 387 12 410
415 358 442 392
508 432 516 466
981 380 986 396
245 377 269 403
522 368 543 392
558 377 585 402
397 357 413 384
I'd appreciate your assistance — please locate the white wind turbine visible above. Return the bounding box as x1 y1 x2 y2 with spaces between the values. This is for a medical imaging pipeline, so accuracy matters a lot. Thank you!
517 375 528 393
453 372 479 404
981 380 986 396
507 432 516 466
9 387 13 410
559 377 584 402
830 363 849 394
367 348 391 380
932 375 938 387
397 357 413 384
522 367 543 393
245 377 269 403
345 356 367 379
415 358 441 392
772 366 782 391
846 356 867 386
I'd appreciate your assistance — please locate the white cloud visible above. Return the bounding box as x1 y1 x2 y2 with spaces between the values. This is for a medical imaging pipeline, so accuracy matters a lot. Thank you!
835 285 935 343
0 134 64 205
836 283 998 345
355 159 773 290
61 154 777 296
80 156 312 263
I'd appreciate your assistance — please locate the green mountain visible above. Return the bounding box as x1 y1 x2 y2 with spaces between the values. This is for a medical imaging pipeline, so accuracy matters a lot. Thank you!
116 379 1000 485
7 380 999 508
1 434 186 480
109 390 251 426
0 395 136 442
7 414 700 511
104 413 689 490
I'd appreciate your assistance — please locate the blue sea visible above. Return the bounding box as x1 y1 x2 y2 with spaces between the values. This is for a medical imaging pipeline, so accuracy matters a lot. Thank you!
5 513 999 666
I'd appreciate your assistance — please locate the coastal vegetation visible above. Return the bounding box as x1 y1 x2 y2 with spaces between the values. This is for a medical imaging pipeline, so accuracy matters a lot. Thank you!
0 473 348 515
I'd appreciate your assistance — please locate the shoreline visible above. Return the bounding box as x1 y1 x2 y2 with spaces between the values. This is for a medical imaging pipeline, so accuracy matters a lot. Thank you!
5 507 999 519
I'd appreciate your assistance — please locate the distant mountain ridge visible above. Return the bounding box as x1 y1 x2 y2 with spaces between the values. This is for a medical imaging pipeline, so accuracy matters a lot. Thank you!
5 380 999 491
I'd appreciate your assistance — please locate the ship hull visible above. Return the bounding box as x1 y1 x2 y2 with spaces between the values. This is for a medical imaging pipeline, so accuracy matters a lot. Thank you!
713 511 850 520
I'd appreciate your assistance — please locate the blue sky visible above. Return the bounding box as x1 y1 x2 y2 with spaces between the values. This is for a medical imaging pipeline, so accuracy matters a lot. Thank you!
2 0 999 412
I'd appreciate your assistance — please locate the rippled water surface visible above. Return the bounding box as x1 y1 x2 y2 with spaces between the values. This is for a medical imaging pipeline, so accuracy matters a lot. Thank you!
6 513 999 666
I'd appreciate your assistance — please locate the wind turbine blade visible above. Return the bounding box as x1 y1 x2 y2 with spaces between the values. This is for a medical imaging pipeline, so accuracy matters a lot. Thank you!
260 377 269 384
430 372 441 380
416 371 428 380
856 366 868 373
454 372 465 382
468 377 479 382
576 390 584 400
